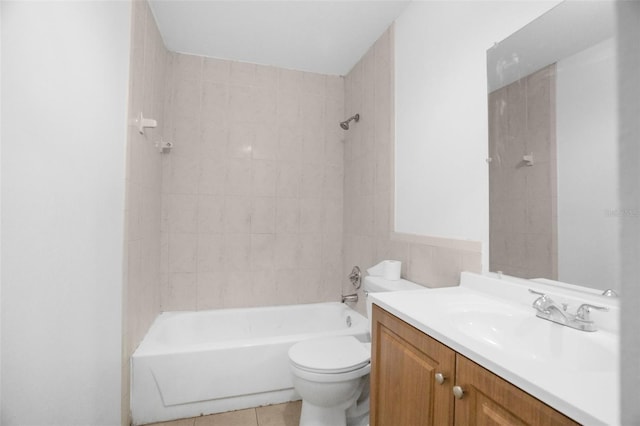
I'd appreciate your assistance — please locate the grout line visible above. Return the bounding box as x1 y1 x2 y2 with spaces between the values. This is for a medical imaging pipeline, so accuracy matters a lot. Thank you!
254 407 260 426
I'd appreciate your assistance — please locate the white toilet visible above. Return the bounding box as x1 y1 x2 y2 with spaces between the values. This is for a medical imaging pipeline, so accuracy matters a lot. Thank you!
288 275 425 426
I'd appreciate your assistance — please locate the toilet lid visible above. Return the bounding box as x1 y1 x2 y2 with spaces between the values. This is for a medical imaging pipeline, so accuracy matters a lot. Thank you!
289 336 370 374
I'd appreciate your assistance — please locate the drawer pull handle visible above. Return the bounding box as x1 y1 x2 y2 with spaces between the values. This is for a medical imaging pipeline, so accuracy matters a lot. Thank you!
453 385 464 399
435 373 445 385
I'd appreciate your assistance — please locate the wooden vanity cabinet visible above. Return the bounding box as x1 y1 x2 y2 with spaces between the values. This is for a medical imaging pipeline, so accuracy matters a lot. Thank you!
371 304 579 426
370 304 455 425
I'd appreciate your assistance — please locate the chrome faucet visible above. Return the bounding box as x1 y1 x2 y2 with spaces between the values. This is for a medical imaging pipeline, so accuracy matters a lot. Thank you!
528 289 608 332
342 293 358 303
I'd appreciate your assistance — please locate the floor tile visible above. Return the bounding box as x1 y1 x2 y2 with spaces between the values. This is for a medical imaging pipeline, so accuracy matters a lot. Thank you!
146 418 195 426
194 408 258 426
256 401 302 426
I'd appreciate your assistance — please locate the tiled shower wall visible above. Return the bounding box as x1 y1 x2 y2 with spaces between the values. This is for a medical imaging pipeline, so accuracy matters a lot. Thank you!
123 0 167 422
160 53 346 310
342 26 482 314
488 64 557 279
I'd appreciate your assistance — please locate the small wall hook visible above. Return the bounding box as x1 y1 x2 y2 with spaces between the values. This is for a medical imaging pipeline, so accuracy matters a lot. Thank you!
522 153 534 166
133 112 157 135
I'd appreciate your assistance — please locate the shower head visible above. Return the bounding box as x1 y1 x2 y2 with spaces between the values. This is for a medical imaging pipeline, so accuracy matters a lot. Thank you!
339 114 360 130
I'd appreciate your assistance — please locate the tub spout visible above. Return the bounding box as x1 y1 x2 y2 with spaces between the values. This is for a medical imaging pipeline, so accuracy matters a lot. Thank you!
342 293 358 303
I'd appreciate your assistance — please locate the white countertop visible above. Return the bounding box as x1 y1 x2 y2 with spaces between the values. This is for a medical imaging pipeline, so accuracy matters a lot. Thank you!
369 272 620 426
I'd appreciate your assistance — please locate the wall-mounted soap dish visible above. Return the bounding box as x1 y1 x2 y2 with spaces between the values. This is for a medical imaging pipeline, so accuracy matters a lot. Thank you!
155 139 173 153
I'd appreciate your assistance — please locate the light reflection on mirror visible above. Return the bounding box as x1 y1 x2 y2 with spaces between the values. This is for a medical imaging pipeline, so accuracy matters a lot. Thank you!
486 1 620 294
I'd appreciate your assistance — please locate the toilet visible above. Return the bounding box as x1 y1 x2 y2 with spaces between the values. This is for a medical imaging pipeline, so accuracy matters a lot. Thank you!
288 275 425 426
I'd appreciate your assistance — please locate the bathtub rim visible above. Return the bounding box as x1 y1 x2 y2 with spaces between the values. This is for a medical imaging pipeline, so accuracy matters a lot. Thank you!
133 301 368 357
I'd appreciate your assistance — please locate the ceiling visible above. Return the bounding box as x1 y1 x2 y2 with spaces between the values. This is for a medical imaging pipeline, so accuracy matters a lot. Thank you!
148 1 411 76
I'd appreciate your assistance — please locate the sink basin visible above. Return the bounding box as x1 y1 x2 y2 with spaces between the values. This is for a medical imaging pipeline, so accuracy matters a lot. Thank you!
452 310 617 373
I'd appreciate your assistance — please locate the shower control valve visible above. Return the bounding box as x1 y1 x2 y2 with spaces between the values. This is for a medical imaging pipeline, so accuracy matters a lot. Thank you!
349 266 362 289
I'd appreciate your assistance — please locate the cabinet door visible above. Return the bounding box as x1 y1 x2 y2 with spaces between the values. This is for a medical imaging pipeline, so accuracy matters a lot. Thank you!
371 304 456 426
454 355 579 426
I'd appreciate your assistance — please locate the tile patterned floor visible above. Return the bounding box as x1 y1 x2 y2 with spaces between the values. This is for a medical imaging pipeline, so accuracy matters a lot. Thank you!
146 401 302 426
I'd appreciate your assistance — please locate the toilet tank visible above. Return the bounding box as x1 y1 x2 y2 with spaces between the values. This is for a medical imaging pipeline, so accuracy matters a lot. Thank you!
363 276 426 325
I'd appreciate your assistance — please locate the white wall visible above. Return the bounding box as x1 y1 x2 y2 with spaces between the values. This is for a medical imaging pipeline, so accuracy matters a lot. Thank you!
557 38 620 291
1 1 131 424
394 1 560 270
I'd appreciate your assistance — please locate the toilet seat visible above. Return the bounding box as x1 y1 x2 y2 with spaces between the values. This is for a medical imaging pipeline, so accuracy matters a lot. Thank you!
289 336 370 374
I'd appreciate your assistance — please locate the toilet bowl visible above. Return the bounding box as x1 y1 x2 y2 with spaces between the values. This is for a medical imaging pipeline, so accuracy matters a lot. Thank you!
289 336 370 426
288 275 426 426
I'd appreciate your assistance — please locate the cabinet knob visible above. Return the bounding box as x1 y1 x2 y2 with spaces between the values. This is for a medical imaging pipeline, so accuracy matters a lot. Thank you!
452 385 464 399
435 372 445 385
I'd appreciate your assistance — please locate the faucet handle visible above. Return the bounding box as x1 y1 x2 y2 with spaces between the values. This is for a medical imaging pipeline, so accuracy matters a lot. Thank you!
528 289 552 313
575 303 609 322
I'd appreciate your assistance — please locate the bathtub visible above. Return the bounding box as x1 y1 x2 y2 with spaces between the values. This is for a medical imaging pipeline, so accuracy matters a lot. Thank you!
131 302 369 425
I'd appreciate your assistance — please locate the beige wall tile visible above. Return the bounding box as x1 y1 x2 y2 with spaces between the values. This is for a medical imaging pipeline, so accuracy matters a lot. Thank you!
276 162 301 198
489 65 555 279
198 158 226 195
251 234 275 269
173 53 202 82
277 92 300 126
164 272 198 311
251 197 276 234
154 49 343 318
203 57 231 83
223 269 253 307
279 68 304 94
201 124 228 160
326 76 344 100
252 124 278 160
163 154 201 195
196 272 226 310
407 244 434 284
201 81 229 126
255 64 279 89
275 269 300 304
124 4 169 419
299 198 324 234
225 159 252 196
168 232 198 273
198 195 225 234
224 233 252 269
166 194 198 233
197 234 225 273
277 126 303 162
299 163 324 197
252 160 277 197
274 234 300 269
249 268 278 306
230 61 257 86
275 198 300 234
299 234 323 269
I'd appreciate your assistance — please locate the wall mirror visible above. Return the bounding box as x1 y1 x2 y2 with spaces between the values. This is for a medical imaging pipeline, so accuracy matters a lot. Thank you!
487 1 620 294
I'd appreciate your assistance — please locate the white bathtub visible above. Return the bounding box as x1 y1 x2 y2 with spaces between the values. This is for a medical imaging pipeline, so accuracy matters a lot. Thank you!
131 302 369 425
